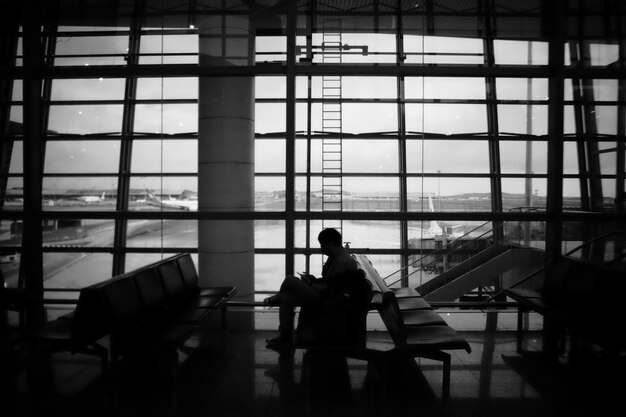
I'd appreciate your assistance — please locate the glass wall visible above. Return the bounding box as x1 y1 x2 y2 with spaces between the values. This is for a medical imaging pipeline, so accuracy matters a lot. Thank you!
0 0 623 297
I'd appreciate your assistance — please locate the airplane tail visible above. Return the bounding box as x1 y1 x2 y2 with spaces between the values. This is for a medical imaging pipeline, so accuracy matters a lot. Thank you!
428 196 442 236
145 190 162 204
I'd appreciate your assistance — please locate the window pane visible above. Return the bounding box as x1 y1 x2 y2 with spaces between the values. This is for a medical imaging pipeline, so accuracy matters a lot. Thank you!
7 140 22 174
404 35 483 65
494 40 548 65
255 77 285 99
496 78 548 101
136 77 198 100
255 177 285 211
342 220 401 249
256 103 285 134
343 177 399 212
341 77 397 99
255 220 285 249
51 78 125 100
134 104 197 134
44 252 113 287
498 105 547 135
256 139 285 173
10 105 22 125
405 77 486 100
595 106 617 135
0 220 21 247
12 80 22 101
591 79 619 101
295 138 318 173
126 219 197 248
3 183 23 210
501 178 547 210
563 106 577 134
54 34 128 66
599 142 617 175
128 177 197 211
45 141 120 173
49 105 123 134
407 104 488 134
500 141 547 174
406 140 490 174
132 140 197 173
256 254 284 291
588 42 619 66
42 177 117 211
343 103 397 134
42 219 115 248
0 222 20 287
342 140 398 173
563 142 579 175
407 177 492 211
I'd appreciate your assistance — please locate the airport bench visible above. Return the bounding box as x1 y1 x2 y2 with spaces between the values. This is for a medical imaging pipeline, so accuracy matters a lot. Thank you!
27 253 237 410
94 253 237 411
297 255 470 415
26 283 110 377
353 253 448 323
504 255 626 361
97 253 236 361
359 255 471 413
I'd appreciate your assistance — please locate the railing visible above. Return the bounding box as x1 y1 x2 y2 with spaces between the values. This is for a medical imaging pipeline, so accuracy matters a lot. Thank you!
484 228 626 304
385 220 495 288
562 229 626 266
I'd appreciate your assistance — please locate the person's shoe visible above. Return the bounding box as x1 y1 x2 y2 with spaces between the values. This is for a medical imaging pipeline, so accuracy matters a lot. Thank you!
266 336 294 351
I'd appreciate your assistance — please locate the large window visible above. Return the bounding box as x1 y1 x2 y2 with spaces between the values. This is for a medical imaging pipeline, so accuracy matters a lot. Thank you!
1 0 623 297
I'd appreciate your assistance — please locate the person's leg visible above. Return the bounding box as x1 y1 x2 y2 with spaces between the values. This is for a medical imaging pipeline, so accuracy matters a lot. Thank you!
268 276 320 347
263 274 299 306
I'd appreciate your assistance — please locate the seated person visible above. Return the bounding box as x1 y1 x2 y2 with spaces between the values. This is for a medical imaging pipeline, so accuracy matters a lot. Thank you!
264 228 362 349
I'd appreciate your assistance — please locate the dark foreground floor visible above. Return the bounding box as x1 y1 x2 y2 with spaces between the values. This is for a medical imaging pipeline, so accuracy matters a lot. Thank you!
3 308 624 417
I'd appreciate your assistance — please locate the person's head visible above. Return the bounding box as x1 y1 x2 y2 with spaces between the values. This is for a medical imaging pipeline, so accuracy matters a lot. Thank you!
318 228 343 256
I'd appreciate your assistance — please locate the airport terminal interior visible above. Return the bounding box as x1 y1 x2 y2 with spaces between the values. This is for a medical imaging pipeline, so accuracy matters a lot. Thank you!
1 0 625 416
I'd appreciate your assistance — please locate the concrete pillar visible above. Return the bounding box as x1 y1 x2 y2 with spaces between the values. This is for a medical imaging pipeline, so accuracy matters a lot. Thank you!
197 13 255 302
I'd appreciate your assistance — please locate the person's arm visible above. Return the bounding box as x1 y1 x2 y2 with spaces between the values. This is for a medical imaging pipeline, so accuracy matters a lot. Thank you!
297 272 316 285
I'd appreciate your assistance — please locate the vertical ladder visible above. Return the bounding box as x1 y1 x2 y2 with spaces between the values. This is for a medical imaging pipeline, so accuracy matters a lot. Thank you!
321 30 343 233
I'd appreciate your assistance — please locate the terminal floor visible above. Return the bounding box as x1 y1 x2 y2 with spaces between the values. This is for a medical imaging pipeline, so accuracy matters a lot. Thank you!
4 309 624 417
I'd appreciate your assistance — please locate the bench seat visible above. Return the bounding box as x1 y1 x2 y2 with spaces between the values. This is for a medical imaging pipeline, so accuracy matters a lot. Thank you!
399 309 448 327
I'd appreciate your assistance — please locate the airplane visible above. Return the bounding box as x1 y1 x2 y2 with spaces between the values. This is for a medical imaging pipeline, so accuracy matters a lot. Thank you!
78 192 106 203
408 196 443 239
408 195 476 240
145 190 198 211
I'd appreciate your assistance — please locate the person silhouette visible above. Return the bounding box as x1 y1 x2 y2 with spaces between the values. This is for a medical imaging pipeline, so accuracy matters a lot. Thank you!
264 228 358 350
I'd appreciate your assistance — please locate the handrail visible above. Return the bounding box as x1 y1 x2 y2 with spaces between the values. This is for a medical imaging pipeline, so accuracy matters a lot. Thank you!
484 229 626 304
384 220 494 288
564 229 626 257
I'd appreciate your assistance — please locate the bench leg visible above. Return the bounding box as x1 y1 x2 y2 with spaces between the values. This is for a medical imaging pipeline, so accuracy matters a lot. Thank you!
516 306 525 354
417 350 452 416
442 353 451 417
221 305 227 330
168 349 179 416
365 356 388 414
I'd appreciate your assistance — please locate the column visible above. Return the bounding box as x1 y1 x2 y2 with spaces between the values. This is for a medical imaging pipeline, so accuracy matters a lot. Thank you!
197 13 255 302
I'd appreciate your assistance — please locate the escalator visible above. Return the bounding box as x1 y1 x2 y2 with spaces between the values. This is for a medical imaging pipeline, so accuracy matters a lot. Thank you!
418 243 545 302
